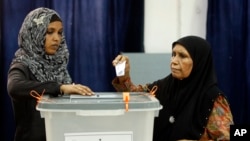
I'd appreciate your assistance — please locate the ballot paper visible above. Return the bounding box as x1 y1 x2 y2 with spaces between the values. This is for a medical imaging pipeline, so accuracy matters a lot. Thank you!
115 61 126 76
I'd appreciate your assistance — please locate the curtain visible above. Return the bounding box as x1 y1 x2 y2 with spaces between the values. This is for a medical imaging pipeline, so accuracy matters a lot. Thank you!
0 0 144 140
206 0 250 124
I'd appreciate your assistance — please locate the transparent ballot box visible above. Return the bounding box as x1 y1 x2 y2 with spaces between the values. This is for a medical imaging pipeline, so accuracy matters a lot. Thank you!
36 92 162 141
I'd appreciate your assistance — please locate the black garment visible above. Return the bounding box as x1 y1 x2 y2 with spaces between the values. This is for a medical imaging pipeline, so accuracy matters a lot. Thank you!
147 36 225 141
149 76 221 141
7 63 61 141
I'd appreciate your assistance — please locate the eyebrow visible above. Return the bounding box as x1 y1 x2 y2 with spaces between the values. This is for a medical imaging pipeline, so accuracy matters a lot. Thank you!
173 49 187 54
47 27 63 31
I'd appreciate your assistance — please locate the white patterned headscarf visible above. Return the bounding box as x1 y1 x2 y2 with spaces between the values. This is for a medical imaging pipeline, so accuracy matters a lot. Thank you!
11 7 72 84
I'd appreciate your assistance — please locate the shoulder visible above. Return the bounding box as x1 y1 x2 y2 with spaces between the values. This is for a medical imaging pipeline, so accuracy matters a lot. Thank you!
204 86 226 106
149 75 172 86
9 62 28 71
8 62 31 77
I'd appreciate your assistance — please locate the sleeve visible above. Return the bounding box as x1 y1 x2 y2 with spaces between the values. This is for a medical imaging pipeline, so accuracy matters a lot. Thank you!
201 95 234 141
112 76 147 92
7 63 62 100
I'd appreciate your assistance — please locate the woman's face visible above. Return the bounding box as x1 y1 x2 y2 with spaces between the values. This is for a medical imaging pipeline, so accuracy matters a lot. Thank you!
44 21 63 55
170 44 193 80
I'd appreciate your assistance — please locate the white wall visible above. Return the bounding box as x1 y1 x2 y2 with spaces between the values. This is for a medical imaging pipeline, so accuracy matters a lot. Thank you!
144 0 208 53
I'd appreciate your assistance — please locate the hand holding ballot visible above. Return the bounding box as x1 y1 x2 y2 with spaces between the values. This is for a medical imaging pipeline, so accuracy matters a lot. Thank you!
112 55 131 81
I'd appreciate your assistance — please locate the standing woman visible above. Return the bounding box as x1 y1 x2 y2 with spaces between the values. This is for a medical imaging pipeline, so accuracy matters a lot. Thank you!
7 7 94 141
112 36 234 141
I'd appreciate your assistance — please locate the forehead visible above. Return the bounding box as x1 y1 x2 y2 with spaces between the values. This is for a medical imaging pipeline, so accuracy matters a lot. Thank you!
47 21 63 29
173 44 189 53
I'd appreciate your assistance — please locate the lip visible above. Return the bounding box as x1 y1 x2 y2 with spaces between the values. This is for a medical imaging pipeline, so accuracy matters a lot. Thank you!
51 44 59 49
171 67 179 70
171 68 180 72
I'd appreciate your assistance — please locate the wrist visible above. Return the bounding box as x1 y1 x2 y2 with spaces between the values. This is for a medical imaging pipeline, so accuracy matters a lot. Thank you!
59 85 65 96
118 74 130 83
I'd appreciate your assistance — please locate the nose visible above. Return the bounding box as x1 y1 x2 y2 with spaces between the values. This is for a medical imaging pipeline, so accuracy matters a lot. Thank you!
171 56 178 65
52 33 60 41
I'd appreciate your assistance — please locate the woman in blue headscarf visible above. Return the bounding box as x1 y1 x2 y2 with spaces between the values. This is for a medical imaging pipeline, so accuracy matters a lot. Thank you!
7 7 94 141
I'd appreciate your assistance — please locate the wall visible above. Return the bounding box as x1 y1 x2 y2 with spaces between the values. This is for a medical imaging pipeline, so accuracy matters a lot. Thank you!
125 0 208 84
122 53 171 84
144 0 208 53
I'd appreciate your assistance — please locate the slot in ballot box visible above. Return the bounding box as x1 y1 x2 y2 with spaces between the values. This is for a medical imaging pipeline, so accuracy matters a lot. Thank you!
36 92 162 141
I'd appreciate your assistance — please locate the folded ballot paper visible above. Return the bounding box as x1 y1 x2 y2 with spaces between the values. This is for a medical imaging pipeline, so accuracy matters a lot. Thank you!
115 61 126 76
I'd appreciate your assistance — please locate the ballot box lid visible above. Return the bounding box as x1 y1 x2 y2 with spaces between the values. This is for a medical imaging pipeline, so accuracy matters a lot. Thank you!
36 92 162 112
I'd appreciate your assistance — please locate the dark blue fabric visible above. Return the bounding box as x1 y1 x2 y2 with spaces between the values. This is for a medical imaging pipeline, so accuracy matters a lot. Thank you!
207 0 250 124
1 0 144 140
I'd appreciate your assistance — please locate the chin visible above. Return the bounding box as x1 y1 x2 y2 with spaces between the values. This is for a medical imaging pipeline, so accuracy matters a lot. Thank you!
171 74 183 80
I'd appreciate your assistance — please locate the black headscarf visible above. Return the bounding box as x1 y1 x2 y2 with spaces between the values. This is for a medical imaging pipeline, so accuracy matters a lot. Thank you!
149 36 222 140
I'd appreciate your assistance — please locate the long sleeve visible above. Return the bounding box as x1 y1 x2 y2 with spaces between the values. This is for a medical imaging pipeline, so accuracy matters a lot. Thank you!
7 63 62 100
200 95 234 140
112 76 147 92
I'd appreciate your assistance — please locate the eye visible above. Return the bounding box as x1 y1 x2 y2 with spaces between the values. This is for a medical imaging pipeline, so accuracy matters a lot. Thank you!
58 31 63 36
179 53 185 58
179 52 188 58
46 31 53 35
172 52 176 57
46 29 54 35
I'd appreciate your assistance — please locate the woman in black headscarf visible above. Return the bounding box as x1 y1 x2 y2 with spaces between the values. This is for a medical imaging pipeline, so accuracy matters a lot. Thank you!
7 7 94 141
112 35 234 141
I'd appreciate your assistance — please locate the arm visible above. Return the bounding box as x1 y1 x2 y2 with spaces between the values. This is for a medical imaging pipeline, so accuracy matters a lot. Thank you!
7 63 94 100
112 76 147 92
112 55 148 92
201 95 234 141
7 63 62 99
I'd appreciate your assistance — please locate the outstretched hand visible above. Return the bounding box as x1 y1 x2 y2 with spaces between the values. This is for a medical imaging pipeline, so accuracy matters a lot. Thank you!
60 83 94 96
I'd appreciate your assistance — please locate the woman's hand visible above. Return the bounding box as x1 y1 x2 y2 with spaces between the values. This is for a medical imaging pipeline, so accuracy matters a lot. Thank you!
60 84 94 96
112 55 131 80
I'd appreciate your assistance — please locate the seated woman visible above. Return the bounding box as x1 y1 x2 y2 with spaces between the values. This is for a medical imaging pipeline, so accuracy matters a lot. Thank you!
112 35 234 141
